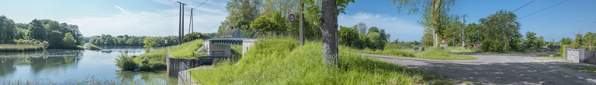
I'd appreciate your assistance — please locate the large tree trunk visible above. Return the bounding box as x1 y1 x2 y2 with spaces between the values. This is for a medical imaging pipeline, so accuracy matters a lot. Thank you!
432 0 442 48
300 0 304 46
320 0 339 67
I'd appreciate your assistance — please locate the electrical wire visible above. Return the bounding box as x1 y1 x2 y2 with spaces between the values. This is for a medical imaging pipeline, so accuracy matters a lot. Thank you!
513 0 535 12
518 0 568 19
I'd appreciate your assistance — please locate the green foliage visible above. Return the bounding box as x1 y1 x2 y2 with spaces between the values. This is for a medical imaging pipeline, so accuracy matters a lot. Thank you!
250 15 283 31
116 52 138 71
0 15 17 44
561 45 566 57
28 19 46 41
63 33 76 48
478 10 522 52
414 48 477 60
525 32 538 48
347 47 415 57
338 23 389 50
561 37 573 45
86 44 102 50
191 39 445 84
338 26 358 47
89 34 177 46
143 37 155 53
183 32 207 43
0 44 44 52
574 34 583 49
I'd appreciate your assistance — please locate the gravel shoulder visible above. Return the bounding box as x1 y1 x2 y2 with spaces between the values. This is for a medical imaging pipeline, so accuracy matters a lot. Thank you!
359 52 596 85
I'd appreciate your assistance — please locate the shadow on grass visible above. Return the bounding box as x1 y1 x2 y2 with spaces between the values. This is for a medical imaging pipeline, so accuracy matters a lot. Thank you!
407 61 596 85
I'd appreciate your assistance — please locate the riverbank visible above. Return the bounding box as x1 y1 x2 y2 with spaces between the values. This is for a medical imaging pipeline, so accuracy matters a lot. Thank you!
116 39 207 71
0 44 45 52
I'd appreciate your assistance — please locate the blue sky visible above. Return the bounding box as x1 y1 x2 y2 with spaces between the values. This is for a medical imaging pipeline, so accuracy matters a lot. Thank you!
1 0 595 42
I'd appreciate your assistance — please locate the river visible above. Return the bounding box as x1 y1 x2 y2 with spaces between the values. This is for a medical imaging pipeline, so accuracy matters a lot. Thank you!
0 45 177 84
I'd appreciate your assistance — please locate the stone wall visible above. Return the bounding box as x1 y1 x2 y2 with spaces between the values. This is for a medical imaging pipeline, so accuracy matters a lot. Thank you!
178 68 198 85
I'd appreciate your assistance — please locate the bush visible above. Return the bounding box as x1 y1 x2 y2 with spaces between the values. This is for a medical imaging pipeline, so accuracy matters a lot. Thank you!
116 53 138 70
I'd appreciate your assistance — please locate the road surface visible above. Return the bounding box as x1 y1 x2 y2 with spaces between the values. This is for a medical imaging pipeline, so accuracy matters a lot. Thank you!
360 52 596 85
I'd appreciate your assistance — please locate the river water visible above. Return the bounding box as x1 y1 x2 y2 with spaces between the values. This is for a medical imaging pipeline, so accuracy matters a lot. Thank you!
0 45 177 84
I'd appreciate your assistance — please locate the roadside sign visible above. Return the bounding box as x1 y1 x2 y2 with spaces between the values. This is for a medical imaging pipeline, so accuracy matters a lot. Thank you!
165 40 168 44
440 39 446 47
289 14 295 22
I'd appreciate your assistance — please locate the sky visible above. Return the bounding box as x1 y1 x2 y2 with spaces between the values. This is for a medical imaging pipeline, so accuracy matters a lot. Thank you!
1 0 595 42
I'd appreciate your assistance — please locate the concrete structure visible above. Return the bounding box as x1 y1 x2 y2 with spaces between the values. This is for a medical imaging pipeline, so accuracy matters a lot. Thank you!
165 54 213 77
565 47 596 64
204 39 258 56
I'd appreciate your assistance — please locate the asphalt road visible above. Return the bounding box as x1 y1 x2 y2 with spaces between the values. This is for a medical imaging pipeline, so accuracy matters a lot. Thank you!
359 52 596 85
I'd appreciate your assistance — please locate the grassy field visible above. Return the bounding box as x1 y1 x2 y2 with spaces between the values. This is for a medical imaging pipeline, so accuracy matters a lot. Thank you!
190 39 449 84
0 44 44 52
537 53 565 60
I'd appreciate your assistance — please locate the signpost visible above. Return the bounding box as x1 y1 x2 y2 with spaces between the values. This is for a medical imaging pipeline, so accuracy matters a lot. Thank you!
289 14 295 37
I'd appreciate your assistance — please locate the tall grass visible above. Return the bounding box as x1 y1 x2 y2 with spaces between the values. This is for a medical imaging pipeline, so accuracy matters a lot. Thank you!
0 44 44 52
190 39 445 84
168 39 207 59
345 47 415 57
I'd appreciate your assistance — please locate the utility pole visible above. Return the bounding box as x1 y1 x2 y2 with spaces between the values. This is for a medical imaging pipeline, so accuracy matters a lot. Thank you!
299 0 304 46
177 1 186 45
461 14 466 49
189 8 193 34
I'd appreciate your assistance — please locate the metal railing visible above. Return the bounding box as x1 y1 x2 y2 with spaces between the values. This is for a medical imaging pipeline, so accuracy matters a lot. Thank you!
205 29 291 39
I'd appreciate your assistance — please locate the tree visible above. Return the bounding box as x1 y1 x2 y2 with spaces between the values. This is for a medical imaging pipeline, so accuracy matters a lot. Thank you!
478 10 522 52
63 33 76 48
464 23 480 44
525 32 537 48
561 37 573 45
143 37 155 53
390 0 456 48
29 19 47 41
338 26 358 47
249 15 283 31
368 26 379 34
0 15 16 44
309 0 354 67
357 22 367 35
48 30 64 48
574 34 583 49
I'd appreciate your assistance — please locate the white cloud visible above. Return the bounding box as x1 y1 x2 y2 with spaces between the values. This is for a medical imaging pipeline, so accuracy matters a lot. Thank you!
64 0 228 37
338 12 424 41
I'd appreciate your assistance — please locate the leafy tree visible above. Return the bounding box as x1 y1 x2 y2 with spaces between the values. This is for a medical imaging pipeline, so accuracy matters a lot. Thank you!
478 10 522 52
390 0 456 48
464 23 480 44
574 34 583 49
0 15 16 44
48 30 64 48
357 22 367 35
249 15 283 31
63 33 76 48
368 26 379 34
525 32 537 48
338 26 358 47
143 37 155 53
561 37 573 45
29 19 46 41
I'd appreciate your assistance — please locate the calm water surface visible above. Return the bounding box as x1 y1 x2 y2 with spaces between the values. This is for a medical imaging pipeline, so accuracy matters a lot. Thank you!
0 45 177 84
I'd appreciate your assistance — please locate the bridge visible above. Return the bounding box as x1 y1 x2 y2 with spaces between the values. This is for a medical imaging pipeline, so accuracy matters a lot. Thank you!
203 38 258 57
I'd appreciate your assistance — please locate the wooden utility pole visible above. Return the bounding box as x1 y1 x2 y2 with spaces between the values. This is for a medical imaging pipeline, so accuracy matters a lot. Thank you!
177 1 186 45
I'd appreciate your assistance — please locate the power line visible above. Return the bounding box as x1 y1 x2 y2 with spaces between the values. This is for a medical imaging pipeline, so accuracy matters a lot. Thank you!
518 0 568 19
513 0 535 12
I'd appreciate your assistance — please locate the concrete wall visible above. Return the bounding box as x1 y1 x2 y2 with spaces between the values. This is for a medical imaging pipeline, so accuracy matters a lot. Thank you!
166 55 212 77
204 40 232 57
178 69 198 85
565 47 596 64
242 39 257 56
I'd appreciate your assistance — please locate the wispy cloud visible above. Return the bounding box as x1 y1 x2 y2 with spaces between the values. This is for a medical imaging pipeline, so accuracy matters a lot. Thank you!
114 5 132 16
339 12 424 41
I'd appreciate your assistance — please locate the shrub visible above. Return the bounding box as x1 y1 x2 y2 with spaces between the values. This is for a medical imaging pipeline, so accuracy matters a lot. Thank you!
561 45 566 57
116 53 138 71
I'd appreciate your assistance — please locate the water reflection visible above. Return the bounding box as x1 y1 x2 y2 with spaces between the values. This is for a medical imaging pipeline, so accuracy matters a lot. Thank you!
0 46 175 84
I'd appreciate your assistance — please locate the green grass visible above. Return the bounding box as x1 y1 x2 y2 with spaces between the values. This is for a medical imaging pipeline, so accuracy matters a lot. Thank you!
537 53 565 60
346 47 416 57
0 44 44 52
446 47 475 52
414 48 477 60
167 39 207 59
562 65 596 73
190 39 447 84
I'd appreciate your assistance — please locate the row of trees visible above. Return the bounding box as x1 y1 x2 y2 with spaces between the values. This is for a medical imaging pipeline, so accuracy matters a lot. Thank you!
339 22 390 50
0 15 84 49
88 34 178 47
563 32 596 51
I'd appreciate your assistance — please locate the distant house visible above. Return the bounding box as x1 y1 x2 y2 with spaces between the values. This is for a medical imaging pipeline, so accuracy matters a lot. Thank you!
221 26 241 38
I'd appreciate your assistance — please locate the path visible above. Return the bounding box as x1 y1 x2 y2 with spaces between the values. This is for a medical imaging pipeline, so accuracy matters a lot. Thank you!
359 52 596 85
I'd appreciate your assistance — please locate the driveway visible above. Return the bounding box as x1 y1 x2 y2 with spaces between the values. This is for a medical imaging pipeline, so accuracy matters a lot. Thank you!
359 52 596 85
